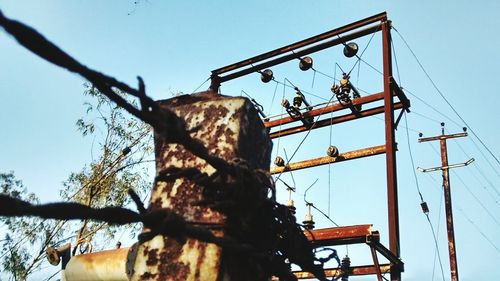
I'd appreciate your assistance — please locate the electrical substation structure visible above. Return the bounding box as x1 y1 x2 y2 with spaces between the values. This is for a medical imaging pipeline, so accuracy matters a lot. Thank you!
67 12 408 281
0 11 421 281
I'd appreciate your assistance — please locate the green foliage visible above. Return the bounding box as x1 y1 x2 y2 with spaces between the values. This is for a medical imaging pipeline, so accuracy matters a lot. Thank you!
1 84 153 280
62 84 153 251
0 172 62 281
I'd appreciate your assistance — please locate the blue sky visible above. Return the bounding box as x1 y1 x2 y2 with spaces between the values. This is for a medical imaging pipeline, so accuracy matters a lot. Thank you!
1 1 499 280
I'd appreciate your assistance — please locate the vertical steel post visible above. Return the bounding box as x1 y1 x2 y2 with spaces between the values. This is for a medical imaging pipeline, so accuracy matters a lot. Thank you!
381 19 401 281
439 131 459 281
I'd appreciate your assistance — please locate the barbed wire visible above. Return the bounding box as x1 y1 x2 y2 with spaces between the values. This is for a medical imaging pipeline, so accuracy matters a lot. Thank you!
0 9 343 281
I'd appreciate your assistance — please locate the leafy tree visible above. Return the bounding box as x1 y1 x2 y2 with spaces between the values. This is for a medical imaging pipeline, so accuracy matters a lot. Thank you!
0 84 153 280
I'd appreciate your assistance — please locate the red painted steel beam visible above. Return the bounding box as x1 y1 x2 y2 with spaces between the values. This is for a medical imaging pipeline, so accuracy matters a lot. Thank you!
370 241 405 271
264 92 384 129
269 102 404 139
303 225 375 247
217 24 382 84
270 145 386 175
292 264 392 279
381 20 401 281
212 12 387 76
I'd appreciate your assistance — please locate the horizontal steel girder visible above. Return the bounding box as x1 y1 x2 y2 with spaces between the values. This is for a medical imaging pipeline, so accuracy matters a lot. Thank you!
292 264 392 279
264 92 384 129
269 102 404 139
270 145 386 174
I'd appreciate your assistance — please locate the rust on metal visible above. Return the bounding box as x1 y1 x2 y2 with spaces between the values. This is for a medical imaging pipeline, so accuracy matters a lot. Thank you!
217 25 382 86
418 132 467 143
290 264 392 279
381 19 401 281
369 245 384 281
269 102 404 139
270 145 386 174
417 128 467 281
212 12 387 76
210 13 388 90
64 248 130 281
264 92 384 129
303 224 374 246
129 91 272 281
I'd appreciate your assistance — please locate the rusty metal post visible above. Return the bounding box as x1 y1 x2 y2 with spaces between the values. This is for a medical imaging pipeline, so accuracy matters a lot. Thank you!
418 126 469 281
439 133 460 281
128 91 272 281
381 19 401 281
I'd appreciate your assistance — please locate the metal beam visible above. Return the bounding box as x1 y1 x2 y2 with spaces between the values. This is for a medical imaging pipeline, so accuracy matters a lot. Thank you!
381 19 401 281
292 264 392 279
303 224 374 247
370 241 405 271
264 92 384 129
212 13 387 76
269 102 404 139
216 24 382 85
418 132 467 143
271 145 386 174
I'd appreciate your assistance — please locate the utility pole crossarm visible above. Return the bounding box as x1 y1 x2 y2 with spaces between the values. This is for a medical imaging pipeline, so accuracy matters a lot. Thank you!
418 132 467 143
417 158 475 173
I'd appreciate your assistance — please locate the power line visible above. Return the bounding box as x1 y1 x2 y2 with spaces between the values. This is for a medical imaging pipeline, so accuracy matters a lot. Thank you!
451 169 500 228
424 172 500 255
393 27 500 169
402 88 463 129
426 142 500 228
403 113 446 281
456 206 500 253
347 24 380 76
431 178 444 281
450 135 500 200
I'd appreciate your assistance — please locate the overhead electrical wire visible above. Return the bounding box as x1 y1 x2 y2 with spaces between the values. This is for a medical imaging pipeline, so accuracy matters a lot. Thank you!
431 177 444 281
448 130 500 200
393 26 500 169
346 24 380 76
395 42 446 280
404 113 446 281
451 169 500 228
426 143 500 228
191 77 210 94
267 80 280 116
425 172 500 253
456 206 500 253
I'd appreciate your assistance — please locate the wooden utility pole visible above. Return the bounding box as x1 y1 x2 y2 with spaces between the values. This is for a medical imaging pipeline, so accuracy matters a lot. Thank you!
418 123 474 281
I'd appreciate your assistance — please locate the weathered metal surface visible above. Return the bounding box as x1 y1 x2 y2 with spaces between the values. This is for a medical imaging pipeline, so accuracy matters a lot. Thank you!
212 13 386 76
370 240 404 271
303 224 374 247
418 132 467 143
210 13 388 89
64 248 129 281
264 92 384 129
440 136 459 281
381 20 401 281
369 245 383 281
215 25 382 87
270 145 386 174
269 102 404 139
129 91 272 281
285 264 392 279
417 129 469 281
